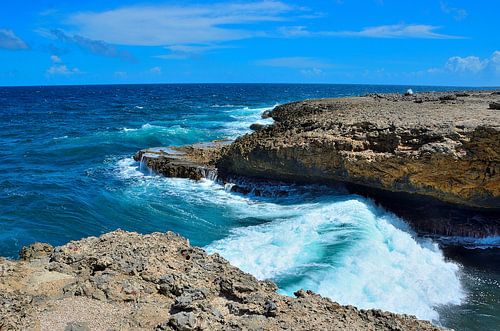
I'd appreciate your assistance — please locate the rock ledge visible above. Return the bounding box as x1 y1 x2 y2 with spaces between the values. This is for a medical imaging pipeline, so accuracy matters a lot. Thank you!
1 230 442 330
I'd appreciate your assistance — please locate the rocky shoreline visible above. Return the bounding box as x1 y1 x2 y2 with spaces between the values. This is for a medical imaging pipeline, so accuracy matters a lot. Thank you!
3 91 498 330
135 91 500 239
0 230 442 330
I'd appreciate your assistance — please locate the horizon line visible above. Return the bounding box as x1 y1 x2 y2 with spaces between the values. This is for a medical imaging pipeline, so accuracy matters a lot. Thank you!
1 82 498 89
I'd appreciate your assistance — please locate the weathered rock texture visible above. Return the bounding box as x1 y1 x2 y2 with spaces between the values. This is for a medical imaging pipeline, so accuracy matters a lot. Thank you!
0 230 441 331
218 91 500 209
133 142 229 181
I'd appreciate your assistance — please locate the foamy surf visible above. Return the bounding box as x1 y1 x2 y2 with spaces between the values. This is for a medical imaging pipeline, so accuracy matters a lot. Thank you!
222 105 275 137
206 196 465 322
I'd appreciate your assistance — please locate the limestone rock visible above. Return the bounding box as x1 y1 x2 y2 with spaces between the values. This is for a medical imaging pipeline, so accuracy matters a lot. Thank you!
217 91 500 209
0 230 442 330
133 142 230 181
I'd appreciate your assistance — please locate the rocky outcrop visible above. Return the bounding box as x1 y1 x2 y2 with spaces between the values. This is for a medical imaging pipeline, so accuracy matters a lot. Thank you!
133 142 229 181
133 91 499 237
217 91 500 209
0 230 441 330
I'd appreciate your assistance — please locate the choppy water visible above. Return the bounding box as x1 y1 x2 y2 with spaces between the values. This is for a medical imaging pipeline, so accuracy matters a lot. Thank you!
0 84 498 330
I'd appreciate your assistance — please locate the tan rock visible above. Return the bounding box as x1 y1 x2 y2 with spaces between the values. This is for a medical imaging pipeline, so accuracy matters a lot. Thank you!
0 230 442 330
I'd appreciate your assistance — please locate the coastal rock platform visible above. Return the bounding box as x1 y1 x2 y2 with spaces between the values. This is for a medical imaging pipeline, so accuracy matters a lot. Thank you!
0 230 441 330
218 91 500 209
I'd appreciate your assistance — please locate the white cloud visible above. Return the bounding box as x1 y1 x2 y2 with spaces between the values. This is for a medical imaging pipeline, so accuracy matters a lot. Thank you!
426 51 500 77
50 55 62 63
114 71 127 78
68 1 294 46
278 26 311 37
440 2 467 21
255 57 332 69
491 51 500 74
0 29 29 50
445 56 487 73
47 64 80 75
149 66 162 74
46 55 80 75
300 68 324 76
325 24 462 39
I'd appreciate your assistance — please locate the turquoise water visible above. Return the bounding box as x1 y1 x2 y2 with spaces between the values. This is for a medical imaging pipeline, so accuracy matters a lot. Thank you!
0 84 498 329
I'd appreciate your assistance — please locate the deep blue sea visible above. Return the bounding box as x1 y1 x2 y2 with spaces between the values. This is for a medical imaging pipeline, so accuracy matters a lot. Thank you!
0 84 498 330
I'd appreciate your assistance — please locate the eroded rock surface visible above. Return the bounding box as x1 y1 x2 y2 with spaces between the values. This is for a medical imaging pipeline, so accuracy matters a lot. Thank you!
217 91 500 209
133 142 229 181
0 230 442 330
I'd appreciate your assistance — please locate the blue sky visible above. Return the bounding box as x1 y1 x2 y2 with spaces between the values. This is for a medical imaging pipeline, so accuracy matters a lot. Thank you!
0 0 498 86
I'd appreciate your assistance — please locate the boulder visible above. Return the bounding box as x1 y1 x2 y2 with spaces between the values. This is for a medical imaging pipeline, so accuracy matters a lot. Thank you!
489 102 500 110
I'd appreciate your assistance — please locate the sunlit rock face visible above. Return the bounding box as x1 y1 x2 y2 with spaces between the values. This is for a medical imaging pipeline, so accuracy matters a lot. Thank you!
218 91 500 210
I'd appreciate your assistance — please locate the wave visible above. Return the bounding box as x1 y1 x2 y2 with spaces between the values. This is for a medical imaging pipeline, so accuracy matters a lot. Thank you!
120 123 187 134
206 196 465 322
222 105 276 138
210 104 244 108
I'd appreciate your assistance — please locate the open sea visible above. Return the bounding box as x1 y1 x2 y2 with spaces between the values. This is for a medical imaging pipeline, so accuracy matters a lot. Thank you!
0 84 498 330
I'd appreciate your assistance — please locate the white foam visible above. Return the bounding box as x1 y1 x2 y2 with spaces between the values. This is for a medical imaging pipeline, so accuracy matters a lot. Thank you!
120 123 190 135
116 157 144 179
206 197 465 322
222 105 276 137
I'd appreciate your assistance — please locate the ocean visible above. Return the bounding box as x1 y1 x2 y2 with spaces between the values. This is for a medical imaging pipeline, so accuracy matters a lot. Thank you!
0 84 498 330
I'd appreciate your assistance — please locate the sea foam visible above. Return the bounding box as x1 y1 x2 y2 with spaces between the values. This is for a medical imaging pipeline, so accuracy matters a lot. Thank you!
206 196 465 322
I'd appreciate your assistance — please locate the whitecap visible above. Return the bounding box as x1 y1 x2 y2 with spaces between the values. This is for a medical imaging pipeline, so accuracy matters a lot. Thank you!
222 105 276 137
206 197 465 322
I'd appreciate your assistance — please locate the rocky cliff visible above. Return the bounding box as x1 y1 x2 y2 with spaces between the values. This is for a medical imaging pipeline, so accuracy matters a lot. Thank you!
218 91 500 210
0 230 441 331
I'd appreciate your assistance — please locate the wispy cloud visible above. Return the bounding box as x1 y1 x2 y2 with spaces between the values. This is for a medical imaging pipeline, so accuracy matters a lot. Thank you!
148 66 162 75
67 1 295 46
278 26 312 37
38 28 134 61
278 24 462 39
0 29 29 50
114 71 127 78
440 1 467 21
156 44 230 60
46 55 80 75
255 57 333 69
50 55 62 63
300 67 324 76
323 24 462 39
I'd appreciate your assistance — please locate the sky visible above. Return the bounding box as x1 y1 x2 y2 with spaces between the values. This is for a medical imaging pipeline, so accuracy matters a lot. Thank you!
0 0 498 86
